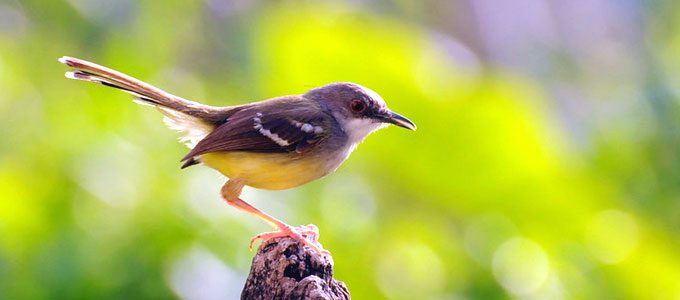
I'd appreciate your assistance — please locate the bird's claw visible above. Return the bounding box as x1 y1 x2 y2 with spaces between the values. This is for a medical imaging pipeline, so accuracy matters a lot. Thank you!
249 224 330 256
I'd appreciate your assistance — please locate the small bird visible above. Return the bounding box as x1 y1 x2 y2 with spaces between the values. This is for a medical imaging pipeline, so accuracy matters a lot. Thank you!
59 56 416 254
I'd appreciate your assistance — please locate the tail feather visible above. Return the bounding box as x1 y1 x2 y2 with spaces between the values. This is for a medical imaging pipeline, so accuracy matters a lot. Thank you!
59 56 225 149
66 70 152 100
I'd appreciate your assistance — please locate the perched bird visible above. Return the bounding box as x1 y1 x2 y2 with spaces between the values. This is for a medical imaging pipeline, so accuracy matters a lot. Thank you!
59 56 416 254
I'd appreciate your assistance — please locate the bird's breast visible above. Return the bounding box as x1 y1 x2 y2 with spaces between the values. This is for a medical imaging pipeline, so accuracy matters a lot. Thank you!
198 149 349 190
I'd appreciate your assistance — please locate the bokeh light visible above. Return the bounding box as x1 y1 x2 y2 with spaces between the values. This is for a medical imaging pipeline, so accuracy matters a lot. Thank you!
492 237 550 296
375 241 445 299
585 209 639 264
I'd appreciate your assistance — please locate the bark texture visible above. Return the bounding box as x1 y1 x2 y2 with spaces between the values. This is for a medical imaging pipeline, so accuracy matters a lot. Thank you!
241 235 350 300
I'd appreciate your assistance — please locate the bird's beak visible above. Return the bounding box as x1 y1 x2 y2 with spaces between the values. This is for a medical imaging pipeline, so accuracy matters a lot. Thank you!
383 111 416 131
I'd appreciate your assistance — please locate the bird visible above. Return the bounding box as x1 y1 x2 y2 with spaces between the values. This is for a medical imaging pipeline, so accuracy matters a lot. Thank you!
59 56 416 254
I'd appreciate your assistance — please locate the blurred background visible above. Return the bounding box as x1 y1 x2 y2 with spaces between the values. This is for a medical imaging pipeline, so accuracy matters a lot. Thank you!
1 0 679 299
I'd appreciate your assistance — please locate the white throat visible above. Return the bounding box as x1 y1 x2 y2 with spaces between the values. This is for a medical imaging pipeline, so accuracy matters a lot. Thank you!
338 116 387 146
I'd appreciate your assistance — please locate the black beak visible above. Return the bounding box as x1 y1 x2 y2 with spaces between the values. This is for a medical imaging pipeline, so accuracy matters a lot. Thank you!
383 111 416 131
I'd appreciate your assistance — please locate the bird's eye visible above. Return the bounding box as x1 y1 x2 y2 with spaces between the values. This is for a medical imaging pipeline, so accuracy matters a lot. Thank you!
350 99 366 113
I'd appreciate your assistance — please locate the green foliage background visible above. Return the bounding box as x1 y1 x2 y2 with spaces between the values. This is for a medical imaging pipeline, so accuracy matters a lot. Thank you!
1 1 680 299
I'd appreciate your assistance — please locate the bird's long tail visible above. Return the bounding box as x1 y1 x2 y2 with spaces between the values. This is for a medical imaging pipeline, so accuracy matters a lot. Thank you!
59 56 223 148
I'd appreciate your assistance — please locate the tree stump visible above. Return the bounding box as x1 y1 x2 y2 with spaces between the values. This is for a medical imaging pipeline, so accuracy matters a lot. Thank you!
241 228 351 300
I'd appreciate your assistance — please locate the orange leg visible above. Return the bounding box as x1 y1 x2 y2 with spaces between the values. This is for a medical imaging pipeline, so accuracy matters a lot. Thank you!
221 179 328 255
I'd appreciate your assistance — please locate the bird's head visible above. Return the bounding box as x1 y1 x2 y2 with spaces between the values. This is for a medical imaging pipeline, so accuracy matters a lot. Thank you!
305 82 416 144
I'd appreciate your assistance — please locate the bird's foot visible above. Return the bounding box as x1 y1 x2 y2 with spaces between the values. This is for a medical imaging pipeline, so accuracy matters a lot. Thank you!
250 224 330 255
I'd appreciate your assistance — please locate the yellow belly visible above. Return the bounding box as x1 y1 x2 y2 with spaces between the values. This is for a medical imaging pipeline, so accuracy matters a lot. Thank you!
199 151 329 190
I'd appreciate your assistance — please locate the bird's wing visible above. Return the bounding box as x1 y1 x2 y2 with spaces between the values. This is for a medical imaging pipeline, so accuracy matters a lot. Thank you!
181 99 332 167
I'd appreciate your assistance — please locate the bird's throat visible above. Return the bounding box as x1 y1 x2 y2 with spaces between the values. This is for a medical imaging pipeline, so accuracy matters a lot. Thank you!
338 117 386 145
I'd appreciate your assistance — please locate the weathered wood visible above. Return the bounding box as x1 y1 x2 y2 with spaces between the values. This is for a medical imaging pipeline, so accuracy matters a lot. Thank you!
241 229 351 300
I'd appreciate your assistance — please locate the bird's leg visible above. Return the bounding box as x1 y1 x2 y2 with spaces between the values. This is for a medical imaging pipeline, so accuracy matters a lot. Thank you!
221 179 328 255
